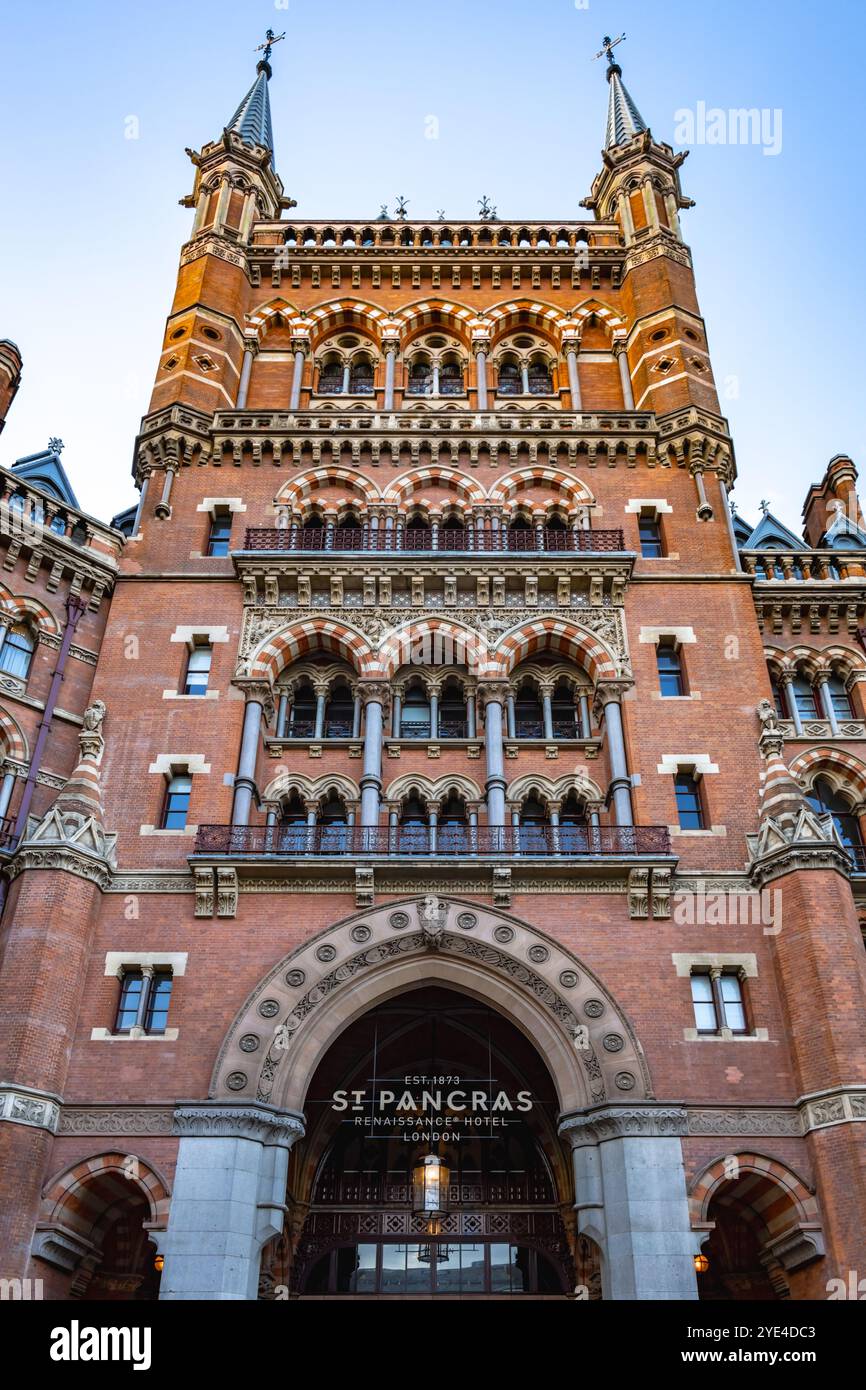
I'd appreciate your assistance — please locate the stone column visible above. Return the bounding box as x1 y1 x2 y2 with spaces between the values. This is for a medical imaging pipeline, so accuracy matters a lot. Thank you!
159 1102 305 1301
276 692 290 739
213 178 231 233
154 464 178 520
664 191 682 240
563 331 582 410
192 187 209 234
391 684 404 739
472 332 490 410
238 190 257 243
614 341 635 410
352 691 362 739
690 465 714 521
382 335 399 412
466 688 477 740
236 339 257 408
641 179 660 234
780 673 802 736
359 682 389 831
815 673 839 735
231 685 270 826
520 363 530 395
595 684 633 826
427 679 441 739
479 682 509 835
0 769 15 819
132 466 152 537
540 680 555 741
313 681 329 740
617 189 635 243
289 335 309 412
428 801 439 855
559 1105 698 1302
506 689 517 740
579 693 592 740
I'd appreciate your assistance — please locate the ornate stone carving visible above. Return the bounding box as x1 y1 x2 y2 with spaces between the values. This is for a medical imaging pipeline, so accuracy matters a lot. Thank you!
559 1104 689 1146
172 1102 305 1146
0 1083 62 1134
58 1106 175 1136
686 1107 803 1138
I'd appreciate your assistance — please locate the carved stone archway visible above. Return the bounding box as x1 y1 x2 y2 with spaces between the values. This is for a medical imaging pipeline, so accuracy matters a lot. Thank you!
211 896 653 1116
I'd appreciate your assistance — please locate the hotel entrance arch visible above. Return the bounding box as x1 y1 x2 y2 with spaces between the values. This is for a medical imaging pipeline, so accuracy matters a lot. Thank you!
281 984 580 1298
160 899 698 1300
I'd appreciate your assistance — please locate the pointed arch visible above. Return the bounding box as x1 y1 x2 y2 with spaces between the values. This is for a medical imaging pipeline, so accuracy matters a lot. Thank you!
261 770 361 804
211 896 653 1115
40 1151 172 1234
689 1152 819 1232
383 465 486 508
485 298 569 348
274 467 382 513
488 466 596 512
0 592 60 634
393 298 482 348
569 297 628 341
247 617 376 685
384 772 483 804
377 616 488 679
788 747 866 803
245 297 303 338
0 705 28 761
491 617 621 683
303 299 396 349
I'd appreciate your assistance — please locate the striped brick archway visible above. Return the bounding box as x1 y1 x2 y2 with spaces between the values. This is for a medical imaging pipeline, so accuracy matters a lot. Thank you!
492 618 621 683
788 747 866 802
274 467 382 513
488 466 595 512
689 1152 820 1255
248 617 376 684
377 616 490 679
383 465 487 508
40 1152 172 1238
0 706 28 762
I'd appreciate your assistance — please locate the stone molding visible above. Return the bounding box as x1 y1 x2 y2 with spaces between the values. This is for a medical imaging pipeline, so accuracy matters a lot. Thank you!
58 1106 175 1136
172 1100 305 1147
0 1081 62 1134
799 1086 866 1133
559 1102 689 1147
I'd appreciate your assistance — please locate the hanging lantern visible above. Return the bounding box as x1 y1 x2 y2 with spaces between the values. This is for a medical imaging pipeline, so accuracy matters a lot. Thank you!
694 1252 710 1274
412 1152 450 1235
154 1254 165 1273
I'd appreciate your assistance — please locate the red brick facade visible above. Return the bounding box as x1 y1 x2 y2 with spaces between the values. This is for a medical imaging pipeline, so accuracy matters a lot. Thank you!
1 51 864 1303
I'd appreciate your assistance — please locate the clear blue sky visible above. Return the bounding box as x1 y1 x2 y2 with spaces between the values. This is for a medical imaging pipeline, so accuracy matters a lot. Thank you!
1 0 862 533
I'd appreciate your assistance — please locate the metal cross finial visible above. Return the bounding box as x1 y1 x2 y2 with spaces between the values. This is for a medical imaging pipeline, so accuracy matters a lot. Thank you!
436 208 446 221
593 33 626 66
395 195 409 220
255 28 286 63
378 203 389 220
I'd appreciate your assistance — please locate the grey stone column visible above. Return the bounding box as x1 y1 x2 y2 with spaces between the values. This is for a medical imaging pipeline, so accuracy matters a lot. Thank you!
360 682 389 829
780 673 802 735
236 341 256 408
132 467 152 537
595 685 633 826
559 1104 699 1301
313 682 328 740
383 337 399 411
474 346 489 410
614 341 635 409
480 682 509 832
815 673 839 735
154 464 178 520
289 336 309 411
540 681 555 741
563 332 582 410
690 465 714 521
159 1102 305 1301
0 769 15 819
232 687 269 825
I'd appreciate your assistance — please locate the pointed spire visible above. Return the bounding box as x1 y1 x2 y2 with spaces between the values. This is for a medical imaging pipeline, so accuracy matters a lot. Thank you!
594 36 648 149
604 59 648 149
227 61 275 163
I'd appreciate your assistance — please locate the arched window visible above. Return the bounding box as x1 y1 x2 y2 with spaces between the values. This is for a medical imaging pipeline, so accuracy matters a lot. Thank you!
551 681 579 739
318 793 349 851
439 358 463 396
160 773 192 830
514 684 543 739
398 793 428 852
439 678 467 738
497 357 521 396
791 676 819 719
518 794 549 852
404 513 432 549
559 792 589 852
0 621 35 679
349 357 374 395
318 357 344 394
507 514 533 551
827 675 853 719
770 676 789 719
438 793 468 852
407 357 433 396
278 791 309 851
325 682 354 738
806 776 863 856
401 684 431 739
289 681 317 738
527 356 553 395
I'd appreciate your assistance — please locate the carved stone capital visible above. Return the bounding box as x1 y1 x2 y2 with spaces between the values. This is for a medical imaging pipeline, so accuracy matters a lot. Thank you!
559 1103 689 1148
0 1082 62 1134
477 680 512 710
172 1100 305 1148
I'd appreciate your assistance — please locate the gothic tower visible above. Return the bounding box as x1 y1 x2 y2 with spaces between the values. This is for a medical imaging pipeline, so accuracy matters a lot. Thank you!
2 33 865 1304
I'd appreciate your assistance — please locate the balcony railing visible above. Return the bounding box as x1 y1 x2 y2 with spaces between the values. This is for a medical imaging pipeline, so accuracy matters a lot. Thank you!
194 824 672 858
243 526 626 554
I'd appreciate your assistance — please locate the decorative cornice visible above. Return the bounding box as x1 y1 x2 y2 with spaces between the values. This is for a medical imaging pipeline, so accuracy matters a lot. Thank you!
58 1105 175 1136
172 1100 305 1146
798 1086 866 1133
559 1102 689 1146
0 1082 62 1134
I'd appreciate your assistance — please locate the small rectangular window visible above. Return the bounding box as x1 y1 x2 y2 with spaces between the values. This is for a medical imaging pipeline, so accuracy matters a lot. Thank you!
207 512 233 556
161 774 192 829
690 973 718 1032
657 641 684 697
638 515 663 558
675 771 704 829
184 643 212 695
719 974 747 1033
115 970 144 1032
145 972 174 1034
